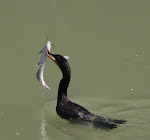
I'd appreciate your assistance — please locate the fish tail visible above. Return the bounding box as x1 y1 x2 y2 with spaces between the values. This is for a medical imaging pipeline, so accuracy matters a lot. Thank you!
42 80 51 92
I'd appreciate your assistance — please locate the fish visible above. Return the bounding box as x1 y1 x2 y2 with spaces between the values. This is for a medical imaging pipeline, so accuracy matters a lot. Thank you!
36 41 51 92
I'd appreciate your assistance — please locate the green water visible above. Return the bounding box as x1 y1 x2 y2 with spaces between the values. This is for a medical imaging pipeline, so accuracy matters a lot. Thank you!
1 0 150 139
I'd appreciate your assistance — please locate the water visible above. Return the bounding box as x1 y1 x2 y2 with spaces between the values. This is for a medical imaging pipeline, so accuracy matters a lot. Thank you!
0 0 150 139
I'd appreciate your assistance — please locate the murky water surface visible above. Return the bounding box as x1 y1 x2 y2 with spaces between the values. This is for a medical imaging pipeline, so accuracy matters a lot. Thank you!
1 0 150 140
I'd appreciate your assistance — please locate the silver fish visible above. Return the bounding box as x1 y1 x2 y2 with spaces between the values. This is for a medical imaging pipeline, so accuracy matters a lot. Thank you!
37 41 51 92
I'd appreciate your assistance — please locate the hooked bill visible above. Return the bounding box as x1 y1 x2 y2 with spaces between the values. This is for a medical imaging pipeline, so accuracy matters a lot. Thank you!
36 41 51 92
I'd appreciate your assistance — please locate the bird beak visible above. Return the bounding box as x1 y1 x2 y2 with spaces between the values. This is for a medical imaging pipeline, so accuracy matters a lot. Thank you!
47 49 50 55
48 52 57 65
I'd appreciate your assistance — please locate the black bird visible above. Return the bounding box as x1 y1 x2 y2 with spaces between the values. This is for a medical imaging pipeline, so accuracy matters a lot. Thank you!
48 53 126 130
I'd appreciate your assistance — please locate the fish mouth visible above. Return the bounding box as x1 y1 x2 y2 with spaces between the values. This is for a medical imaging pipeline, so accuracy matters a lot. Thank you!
48 52 57 65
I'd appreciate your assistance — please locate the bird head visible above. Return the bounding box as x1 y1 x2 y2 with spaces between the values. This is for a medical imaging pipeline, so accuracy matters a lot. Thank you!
48 53 70 74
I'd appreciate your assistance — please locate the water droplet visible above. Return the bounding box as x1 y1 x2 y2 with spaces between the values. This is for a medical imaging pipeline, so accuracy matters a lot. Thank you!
130 88 134 91
16 132 19 135
62 127 66 131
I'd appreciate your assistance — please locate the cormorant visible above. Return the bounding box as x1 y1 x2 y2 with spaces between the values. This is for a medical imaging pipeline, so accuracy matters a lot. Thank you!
48 53 126 130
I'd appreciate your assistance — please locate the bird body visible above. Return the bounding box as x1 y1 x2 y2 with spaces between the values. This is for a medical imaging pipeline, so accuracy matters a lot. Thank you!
56 95 93 121
47 53 126 130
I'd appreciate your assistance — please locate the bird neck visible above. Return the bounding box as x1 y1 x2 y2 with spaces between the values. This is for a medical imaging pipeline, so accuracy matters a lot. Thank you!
57 70 71 103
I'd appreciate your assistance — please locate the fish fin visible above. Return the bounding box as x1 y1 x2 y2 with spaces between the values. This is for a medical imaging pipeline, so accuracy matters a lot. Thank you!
38 50 42 54
36 68 41 81
36 62 42 67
